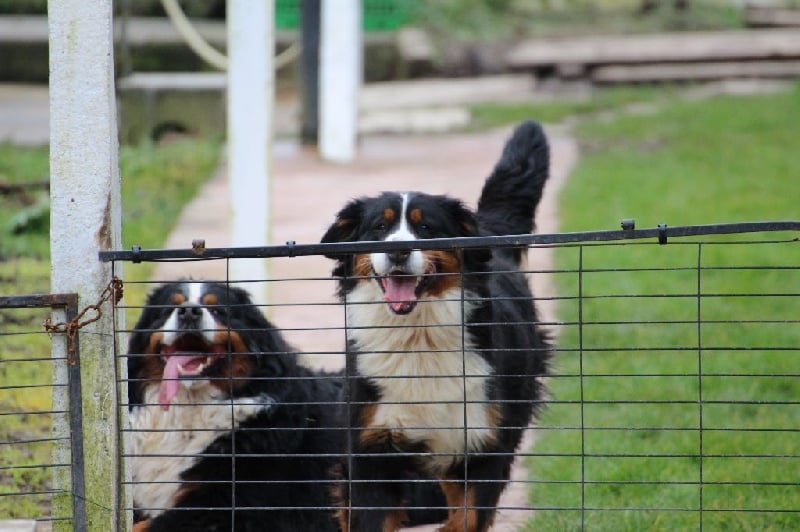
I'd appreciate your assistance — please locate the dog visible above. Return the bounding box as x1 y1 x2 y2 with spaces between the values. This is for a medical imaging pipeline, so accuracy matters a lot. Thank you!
320 120 552 531
127 281 344 531
127 280 447 531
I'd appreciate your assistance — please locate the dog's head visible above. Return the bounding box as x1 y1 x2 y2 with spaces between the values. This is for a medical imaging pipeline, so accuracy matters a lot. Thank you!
127 281 291 410
321 192 491 316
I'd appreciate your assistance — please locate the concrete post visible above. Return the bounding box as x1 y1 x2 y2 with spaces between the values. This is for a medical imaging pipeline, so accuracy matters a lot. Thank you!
320 0 362 162
48 0 126 530
227 0 273 304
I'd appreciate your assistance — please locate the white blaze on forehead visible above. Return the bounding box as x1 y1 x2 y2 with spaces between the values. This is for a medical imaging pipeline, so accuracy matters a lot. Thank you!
187 281 203 304
387 193 414 241
371 193 426 275
161 282 218 345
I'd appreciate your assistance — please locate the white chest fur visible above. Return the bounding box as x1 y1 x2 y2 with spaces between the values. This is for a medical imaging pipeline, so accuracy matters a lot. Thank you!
129 384 273 518
347 283 494 472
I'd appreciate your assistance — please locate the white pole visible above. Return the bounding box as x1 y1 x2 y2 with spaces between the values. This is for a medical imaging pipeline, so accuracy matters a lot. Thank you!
320 0 362 162
227 0 274 305
48 0 125 530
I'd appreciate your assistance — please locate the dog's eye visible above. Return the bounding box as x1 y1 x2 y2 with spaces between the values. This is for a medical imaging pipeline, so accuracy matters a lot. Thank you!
419 223 430 231
373 222 387 231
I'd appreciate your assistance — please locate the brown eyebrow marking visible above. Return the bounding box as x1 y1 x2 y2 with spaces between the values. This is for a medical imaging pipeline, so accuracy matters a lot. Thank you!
409 208 423 224
202 293 218 306
383 208 395 223
170 292 186 305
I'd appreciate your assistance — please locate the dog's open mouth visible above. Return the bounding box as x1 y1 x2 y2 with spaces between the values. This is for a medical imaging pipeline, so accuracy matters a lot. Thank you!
377 265 435 315
158 335 226 410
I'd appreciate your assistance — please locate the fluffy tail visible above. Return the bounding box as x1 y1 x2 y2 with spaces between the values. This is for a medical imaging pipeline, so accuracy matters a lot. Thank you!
476 120 550 265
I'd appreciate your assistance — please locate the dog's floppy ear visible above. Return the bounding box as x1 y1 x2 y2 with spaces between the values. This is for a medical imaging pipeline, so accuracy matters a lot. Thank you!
321 198 364 258
451 200 492 263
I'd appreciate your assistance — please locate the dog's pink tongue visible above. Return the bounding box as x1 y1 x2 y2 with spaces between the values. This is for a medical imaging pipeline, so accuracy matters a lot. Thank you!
382 276 417 313
159 354 201 411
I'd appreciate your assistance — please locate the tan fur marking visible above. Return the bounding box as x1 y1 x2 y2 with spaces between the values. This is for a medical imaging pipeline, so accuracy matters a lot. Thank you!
132 519 151 532
358 403 390 446
353 253 373 279
409 208 422 224
423 250 461 297
484 401 501 445
136 334 166 401
201 293 218 306
211 330 248 354
145 331 164 355
383 509 409 531
170 292 186 305
460 219 477 236
207 330 255 394
336 507 350 531
438 482 488 532
383 208 395 223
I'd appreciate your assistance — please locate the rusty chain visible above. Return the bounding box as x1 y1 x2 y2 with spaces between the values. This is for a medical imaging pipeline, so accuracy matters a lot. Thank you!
43 277 124 365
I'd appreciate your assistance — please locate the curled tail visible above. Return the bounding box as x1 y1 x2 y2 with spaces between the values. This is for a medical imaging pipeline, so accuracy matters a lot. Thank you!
476 120 550 265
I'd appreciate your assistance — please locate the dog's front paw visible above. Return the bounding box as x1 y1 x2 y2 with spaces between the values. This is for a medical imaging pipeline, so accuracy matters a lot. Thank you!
230 393 276 423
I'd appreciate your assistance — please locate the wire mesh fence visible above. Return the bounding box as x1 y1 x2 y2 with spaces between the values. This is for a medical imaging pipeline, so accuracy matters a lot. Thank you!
102 221 800 529
0 293 84 530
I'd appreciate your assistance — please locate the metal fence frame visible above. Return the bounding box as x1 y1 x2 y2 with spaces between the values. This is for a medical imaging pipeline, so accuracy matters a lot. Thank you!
100 220 799 528
0 292 86 530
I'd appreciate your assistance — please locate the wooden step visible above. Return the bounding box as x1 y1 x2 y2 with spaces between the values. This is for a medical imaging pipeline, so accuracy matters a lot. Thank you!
593 59 800 83
506 29 800 70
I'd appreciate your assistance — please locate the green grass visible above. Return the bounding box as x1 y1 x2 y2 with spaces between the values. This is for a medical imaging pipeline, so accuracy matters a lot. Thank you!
0 143 50 258
410 1 744 44
470 84 680 130
521 83 800 529
0 135 221 520
120 136 222 252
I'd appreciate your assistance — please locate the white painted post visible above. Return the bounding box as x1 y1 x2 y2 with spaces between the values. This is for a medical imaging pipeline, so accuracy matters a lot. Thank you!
320 0 362 162
48 0 125 530
227 0 273 305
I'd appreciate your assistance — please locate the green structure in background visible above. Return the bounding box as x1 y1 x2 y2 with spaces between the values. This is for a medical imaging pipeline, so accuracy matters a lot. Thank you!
276 0 413 30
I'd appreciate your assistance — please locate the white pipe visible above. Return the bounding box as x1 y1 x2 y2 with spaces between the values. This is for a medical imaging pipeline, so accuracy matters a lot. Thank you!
161 0 228 70
320 0 362 162
227 0 274 305
160 0 300 71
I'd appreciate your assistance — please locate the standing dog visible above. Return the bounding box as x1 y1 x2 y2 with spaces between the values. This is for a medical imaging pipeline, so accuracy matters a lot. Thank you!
321 121 552 531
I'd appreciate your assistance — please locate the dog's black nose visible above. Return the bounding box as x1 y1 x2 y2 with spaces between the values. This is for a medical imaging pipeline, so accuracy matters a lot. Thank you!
177 303 203 328
387 250 410 264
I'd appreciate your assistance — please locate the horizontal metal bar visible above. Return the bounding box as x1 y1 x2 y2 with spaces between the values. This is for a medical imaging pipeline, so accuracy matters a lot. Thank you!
98 221 800 262
0 293 78 309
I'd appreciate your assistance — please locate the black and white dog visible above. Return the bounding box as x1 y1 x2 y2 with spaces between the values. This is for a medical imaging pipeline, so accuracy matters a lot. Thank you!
127 281 343 531
321 120 552 531
127 281 445 531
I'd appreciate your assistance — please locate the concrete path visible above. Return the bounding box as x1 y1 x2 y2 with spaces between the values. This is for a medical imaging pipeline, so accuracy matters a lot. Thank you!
0 84 49 145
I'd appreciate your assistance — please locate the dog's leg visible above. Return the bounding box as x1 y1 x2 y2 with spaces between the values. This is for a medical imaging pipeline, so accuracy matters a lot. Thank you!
438 455 512 532
438 480 485 532
338 452 409 531
132 518 151 532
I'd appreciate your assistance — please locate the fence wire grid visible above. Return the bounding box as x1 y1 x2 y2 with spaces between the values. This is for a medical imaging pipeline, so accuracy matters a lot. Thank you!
0 293 84 529
6 220 786 531
105 222 799 531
